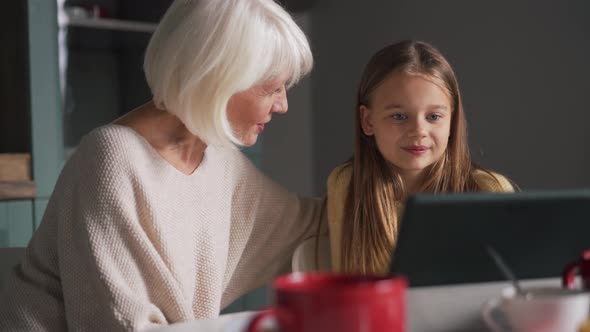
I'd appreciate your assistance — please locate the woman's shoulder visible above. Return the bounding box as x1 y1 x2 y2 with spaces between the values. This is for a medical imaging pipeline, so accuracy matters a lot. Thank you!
65 124 159 181
47 125 148 207
472 168 515 193
73 124 138 159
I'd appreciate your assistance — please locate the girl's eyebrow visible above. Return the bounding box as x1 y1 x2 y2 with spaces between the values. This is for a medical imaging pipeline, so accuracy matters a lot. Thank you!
383 104 403 110
382 104 449 111
428 105 449 111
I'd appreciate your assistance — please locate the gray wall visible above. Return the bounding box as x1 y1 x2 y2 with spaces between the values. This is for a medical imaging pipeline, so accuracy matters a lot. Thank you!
260 14 315 196
310 0 590 194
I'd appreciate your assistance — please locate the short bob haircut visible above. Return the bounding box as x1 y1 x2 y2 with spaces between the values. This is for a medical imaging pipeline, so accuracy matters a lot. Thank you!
144 0 313 148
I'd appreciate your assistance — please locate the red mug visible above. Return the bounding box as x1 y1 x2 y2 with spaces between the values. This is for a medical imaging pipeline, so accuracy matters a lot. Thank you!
562 249 590 290
247 272 407 332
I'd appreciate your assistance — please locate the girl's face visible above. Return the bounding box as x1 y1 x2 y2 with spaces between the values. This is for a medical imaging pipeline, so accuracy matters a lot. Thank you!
226 76 288 146
360 72 452 179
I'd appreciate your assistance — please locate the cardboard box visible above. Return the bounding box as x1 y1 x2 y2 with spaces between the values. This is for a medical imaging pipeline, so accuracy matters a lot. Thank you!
0 153 32 181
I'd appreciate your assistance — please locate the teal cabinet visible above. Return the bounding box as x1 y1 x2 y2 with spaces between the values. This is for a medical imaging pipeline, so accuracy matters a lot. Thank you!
0 201 34 247
0 0 63 229
34 198 50 229
27 0 64 212
0 1 61 242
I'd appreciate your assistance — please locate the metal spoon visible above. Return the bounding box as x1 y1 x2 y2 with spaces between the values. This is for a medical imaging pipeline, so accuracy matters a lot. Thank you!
486 246 528 297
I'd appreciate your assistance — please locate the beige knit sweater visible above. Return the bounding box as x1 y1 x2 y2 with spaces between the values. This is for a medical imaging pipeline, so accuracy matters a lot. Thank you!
0 125 323 331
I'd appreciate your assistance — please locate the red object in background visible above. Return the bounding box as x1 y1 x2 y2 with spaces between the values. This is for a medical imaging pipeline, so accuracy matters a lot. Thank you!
80 4 110 18
247 272 407 332
562 249 590 289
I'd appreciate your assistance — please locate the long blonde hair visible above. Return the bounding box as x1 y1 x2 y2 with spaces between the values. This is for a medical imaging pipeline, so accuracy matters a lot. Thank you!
341 40 501 274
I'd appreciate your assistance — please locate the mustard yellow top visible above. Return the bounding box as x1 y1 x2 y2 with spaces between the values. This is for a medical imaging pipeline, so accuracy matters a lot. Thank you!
326 164 514 272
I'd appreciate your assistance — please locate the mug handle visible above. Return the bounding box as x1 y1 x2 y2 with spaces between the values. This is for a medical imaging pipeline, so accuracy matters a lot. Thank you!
481 297 505 332
563 260 580 289
246 308 279 332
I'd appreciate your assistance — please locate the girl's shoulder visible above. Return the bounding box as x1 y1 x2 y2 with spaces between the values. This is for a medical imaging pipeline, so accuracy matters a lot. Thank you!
327 164 352 193
472 169 515 193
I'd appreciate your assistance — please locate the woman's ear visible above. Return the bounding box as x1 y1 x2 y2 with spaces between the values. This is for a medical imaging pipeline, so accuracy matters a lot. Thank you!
360 105 374 136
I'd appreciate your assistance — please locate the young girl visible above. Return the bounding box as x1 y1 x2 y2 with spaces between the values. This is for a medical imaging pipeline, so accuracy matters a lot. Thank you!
327 40 514 275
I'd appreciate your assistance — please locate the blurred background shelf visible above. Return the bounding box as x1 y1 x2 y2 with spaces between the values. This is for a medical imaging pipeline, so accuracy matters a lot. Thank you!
0 182 36 201
60 16 156 33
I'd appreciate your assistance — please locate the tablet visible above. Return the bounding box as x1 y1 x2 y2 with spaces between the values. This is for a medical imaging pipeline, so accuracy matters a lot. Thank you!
389 190 590 287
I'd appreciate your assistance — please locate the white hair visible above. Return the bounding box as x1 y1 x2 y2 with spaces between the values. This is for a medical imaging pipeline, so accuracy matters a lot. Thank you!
144 0 313 148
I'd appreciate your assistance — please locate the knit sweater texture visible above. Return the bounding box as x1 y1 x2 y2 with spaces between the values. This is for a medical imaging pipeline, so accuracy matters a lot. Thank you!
0 124 323 331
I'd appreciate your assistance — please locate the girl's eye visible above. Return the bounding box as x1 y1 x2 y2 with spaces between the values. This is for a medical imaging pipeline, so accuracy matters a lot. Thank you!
391 113 408 120
427 114 442 121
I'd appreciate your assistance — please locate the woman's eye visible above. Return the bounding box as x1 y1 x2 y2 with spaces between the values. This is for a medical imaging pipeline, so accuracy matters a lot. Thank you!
273 86 284 94
391 113 408 120
427 114 442 121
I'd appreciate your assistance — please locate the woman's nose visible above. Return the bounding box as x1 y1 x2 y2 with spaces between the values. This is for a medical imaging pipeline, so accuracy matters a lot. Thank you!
272 89 288 114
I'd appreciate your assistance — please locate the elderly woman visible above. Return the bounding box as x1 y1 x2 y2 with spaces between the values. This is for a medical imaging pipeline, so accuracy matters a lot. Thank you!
0 0 322 330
